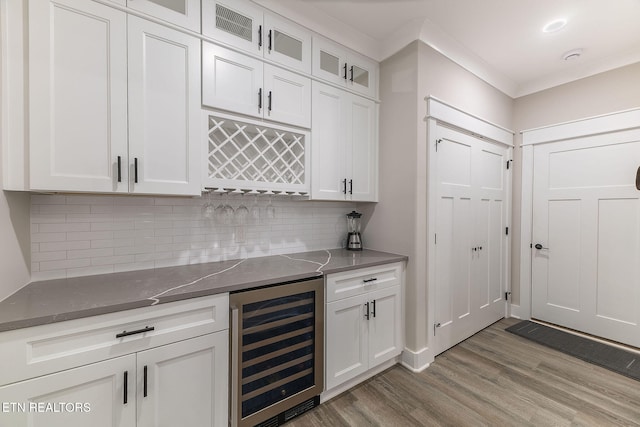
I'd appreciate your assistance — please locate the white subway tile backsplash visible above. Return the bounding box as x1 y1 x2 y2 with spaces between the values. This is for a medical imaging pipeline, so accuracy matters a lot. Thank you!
38 223 91 233
40 258 91 271
67 248 114 259
39 240 91 252
31 232 67 243
30 194 356 280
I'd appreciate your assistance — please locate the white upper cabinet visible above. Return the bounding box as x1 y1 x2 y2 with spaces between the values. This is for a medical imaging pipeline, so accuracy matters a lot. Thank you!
202 43 311 128
29 0 129 193
128 16 201 195
202 0 311 74
263 64 311 128
311 82 377 201
127 0 201 31
312 36 378 98
262 14 311 74
202 43 264 119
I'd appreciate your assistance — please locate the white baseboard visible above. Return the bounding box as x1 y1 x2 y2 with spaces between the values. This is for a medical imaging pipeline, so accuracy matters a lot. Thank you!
509 304 529 320
399 346 432 373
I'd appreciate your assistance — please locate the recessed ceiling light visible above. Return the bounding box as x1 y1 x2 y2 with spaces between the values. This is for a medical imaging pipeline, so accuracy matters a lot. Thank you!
542 19 567 33
562 48 583 61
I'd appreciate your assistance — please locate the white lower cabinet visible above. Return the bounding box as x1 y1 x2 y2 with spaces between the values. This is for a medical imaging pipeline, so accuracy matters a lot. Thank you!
325 263 403 391
0 294 229 427
0 355 136 427
137 333 228 427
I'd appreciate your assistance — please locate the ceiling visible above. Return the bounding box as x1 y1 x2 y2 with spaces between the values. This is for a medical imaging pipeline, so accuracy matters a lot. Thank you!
259 0 640 97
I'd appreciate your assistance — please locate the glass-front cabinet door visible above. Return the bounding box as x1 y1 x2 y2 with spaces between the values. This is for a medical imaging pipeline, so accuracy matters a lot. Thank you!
263 14 311 74
312 35 377 98
127 0 200 31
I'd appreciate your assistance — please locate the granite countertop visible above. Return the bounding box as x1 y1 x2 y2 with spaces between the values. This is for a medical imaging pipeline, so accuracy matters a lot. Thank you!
0 249 407 333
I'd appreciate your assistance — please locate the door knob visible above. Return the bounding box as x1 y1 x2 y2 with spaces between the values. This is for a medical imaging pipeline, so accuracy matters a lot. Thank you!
534 243 549 250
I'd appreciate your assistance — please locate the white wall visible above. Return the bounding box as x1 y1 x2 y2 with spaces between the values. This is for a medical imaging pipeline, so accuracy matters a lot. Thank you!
511 62 640 305
363 40 514 361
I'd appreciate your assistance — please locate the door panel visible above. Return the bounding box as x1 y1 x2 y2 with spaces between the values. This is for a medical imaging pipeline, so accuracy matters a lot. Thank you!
350 96 377 201
202 42 263 120
263 65 311 128
29 0 128 193
368 286 402 367
532 129 640 347
128 17 201 195
596 199 639 324
137 333 228 427
325 295 367 390
0 355 135 427
434 126 508 355
311 82 347 200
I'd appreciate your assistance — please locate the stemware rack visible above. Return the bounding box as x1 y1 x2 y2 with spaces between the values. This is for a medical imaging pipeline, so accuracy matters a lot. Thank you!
203 111 310 194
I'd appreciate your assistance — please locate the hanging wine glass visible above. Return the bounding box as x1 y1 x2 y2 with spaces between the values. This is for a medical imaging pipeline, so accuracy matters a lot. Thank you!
250 193 261 225
201 189 215 222
265 193 276 222
222 190 234 225
214 191 226 224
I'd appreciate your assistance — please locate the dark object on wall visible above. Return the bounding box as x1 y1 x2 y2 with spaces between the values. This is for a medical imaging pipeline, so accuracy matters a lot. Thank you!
636 166 640 190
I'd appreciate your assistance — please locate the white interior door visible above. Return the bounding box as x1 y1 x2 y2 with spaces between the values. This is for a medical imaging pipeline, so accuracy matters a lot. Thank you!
434 125 509 355
531 129 640 347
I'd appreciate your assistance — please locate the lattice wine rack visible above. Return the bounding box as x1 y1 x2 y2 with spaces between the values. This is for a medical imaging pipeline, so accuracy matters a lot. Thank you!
203 113 310 193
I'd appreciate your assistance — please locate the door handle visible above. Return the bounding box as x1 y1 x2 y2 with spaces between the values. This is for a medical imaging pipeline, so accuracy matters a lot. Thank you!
364 302 370 320
636 166 640 190
534 243 549 250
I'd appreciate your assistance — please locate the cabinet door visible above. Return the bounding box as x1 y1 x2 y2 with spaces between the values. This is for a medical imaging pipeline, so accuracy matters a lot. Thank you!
263 14 312 74
128 17 201 196
202 0 262 55
127 0 200 31
311 82 348 200
346 54 378 98
137 332 229 427
349 95 378 201
28 0 128 193
367 286 402 368
0 355 136 427
202 42 264 119
312 36 348 87
325 294 368 390
263 65 311 128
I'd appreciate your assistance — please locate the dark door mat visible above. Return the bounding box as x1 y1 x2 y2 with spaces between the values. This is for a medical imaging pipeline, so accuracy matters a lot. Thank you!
506 320 640 382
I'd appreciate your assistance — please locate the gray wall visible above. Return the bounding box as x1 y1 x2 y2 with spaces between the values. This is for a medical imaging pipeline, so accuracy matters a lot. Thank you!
0 186 30 301
511 61 640 304
362 40 514 356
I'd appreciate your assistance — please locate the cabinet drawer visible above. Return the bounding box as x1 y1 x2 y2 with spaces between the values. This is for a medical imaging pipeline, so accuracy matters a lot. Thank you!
0 293 228 386
326 262 402 303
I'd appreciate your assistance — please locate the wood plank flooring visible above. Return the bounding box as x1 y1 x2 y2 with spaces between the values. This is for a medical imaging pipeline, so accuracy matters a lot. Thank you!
288 318 640 426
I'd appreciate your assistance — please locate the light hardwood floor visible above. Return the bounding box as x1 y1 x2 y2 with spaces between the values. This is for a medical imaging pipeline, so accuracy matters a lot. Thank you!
289 318 640 426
